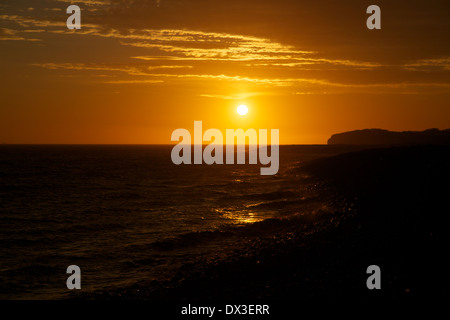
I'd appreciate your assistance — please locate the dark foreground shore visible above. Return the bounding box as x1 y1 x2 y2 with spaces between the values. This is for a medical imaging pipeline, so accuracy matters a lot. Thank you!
77 145 450 301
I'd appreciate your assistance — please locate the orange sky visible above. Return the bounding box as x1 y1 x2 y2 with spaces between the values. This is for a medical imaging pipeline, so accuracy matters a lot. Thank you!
1 0 449 144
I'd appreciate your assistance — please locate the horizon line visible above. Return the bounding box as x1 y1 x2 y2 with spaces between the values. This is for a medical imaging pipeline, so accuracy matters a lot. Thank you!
0 143 329 146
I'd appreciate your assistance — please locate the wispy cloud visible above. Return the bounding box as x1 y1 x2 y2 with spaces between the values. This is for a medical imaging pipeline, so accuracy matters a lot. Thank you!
0 14 65 28
403 57 450 71
0 13 379 69
31 61 450 95
199 93 262 100
0 27 41 41
104 79 164 84
54 0 109 5
31 63 151 76
3 9 447 95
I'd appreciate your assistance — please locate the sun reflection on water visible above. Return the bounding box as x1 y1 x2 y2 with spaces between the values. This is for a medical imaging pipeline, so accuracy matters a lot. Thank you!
214 208 264 224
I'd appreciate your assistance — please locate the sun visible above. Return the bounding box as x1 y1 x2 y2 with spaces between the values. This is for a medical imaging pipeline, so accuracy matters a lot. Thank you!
237 104 248 116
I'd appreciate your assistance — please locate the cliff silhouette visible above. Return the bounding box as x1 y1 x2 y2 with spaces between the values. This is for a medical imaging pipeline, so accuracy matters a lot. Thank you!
328 128 450 145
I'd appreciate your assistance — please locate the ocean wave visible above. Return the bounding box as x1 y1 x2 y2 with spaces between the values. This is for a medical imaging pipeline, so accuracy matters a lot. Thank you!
236 190 299 201
148 214 314 252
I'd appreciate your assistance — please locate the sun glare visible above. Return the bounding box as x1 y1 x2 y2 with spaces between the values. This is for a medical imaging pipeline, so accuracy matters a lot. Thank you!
237 104 248 116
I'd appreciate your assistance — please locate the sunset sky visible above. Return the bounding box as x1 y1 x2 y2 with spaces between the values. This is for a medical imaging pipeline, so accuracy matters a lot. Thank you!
1 0 449 144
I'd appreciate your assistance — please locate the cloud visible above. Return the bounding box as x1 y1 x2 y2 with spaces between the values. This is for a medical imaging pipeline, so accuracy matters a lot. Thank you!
104 79 164 84
0 14 65 28
2 4 445 96
403 57 450 71
147 65 193 70
0 12 383 69
31 62 146 75
199 93 262 100
0 27 41 41
0 36 41 41
31 61 450 94
31 62 192 76
54 0 110 5
1 12 373 68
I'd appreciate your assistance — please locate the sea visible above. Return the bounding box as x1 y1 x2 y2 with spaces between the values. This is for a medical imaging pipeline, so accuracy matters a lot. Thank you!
0 145 359 299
